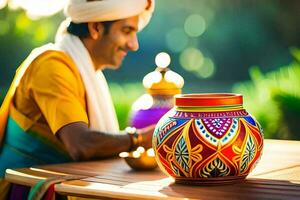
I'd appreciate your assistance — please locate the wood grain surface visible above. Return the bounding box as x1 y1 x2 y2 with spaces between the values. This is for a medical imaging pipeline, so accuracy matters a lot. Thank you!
5 139 300 200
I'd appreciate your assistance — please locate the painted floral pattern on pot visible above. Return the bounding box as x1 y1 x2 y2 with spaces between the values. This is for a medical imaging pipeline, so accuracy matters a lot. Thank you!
153 94 263 184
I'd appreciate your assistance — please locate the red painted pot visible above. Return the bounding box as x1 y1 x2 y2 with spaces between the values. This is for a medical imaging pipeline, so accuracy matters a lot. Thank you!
152 93 264 185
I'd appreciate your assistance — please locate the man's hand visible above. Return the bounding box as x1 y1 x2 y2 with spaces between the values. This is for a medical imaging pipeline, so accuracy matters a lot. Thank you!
137 124 156 149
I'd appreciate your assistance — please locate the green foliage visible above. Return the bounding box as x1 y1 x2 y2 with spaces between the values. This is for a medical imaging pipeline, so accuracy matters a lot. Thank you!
0 7 62 46
233 49 300 140
109 82 144 130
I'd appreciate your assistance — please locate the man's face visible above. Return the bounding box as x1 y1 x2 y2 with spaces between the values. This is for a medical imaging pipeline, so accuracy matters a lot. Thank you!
92 16 139 70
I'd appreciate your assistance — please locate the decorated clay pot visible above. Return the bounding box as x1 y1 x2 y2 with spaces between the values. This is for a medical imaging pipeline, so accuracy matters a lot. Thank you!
153 93 264 185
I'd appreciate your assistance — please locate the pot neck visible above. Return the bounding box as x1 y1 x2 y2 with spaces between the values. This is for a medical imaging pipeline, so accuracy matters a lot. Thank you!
175 105 244 112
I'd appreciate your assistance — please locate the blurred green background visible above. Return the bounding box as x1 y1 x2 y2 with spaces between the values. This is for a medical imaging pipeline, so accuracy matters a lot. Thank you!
0 0 300 139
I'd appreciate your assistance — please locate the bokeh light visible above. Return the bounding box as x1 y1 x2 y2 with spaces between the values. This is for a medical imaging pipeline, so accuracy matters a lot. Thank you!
179 47 204 71
16 13 30 31
146 148 155 157
196 57 215 78
166 28 189 53
132 151 140 158
119 152 129 158
155 52 171 68
34 25 49 43
184 14 206 37
137 146 145 154
0 20 10 36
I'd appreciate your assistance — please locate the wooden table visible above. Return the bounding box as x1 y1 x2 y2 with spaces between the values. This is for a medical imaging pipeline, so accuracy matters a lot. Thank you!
5 139 300 200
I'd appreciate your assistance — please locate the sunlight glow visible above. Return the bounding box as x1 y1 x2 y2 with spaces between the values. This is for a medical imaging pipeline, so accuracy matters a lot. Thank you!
82 178 172 197
123 177 174 196
29 167 67 175
8 0 19 10
9 0 67 19
0 0 7 9
132 94 153 111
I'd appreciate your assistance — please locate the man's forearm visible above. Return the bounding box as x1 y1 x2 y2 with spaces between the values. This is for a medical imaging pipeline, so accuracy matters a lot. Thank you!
57 122 132 161
80 130 131 159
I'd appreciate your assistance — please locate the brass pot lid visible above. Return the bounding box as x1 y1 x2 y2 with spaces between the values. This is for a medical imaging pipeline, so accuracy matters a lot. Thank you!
143 52 184 95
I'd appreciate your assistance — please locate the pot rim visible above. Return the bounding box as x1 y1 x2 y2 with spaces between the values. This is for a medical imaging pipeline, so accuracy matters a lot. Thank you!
175 93 243 107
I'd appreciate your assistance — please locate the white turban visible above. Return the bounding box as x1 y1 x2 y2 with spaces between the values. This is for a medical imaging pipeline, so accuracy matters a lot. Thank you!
65 0 155 31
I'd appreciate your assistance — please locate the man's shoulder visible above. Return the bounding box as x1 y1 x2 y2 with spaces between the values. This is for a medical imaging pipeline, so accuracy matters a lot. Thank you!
29 49 79 77
25 49 85 92
34 50 75 69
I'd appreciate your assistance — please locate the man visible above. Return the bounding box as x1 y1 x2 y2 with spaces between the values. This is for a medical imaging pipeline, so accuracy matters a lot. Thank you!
0 0 155 198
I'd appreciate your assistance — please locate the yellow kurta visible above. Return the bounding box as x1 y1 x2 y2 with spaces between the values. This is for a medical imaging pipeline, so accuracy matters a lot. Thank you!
0 50 89 198
12 50 89 144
